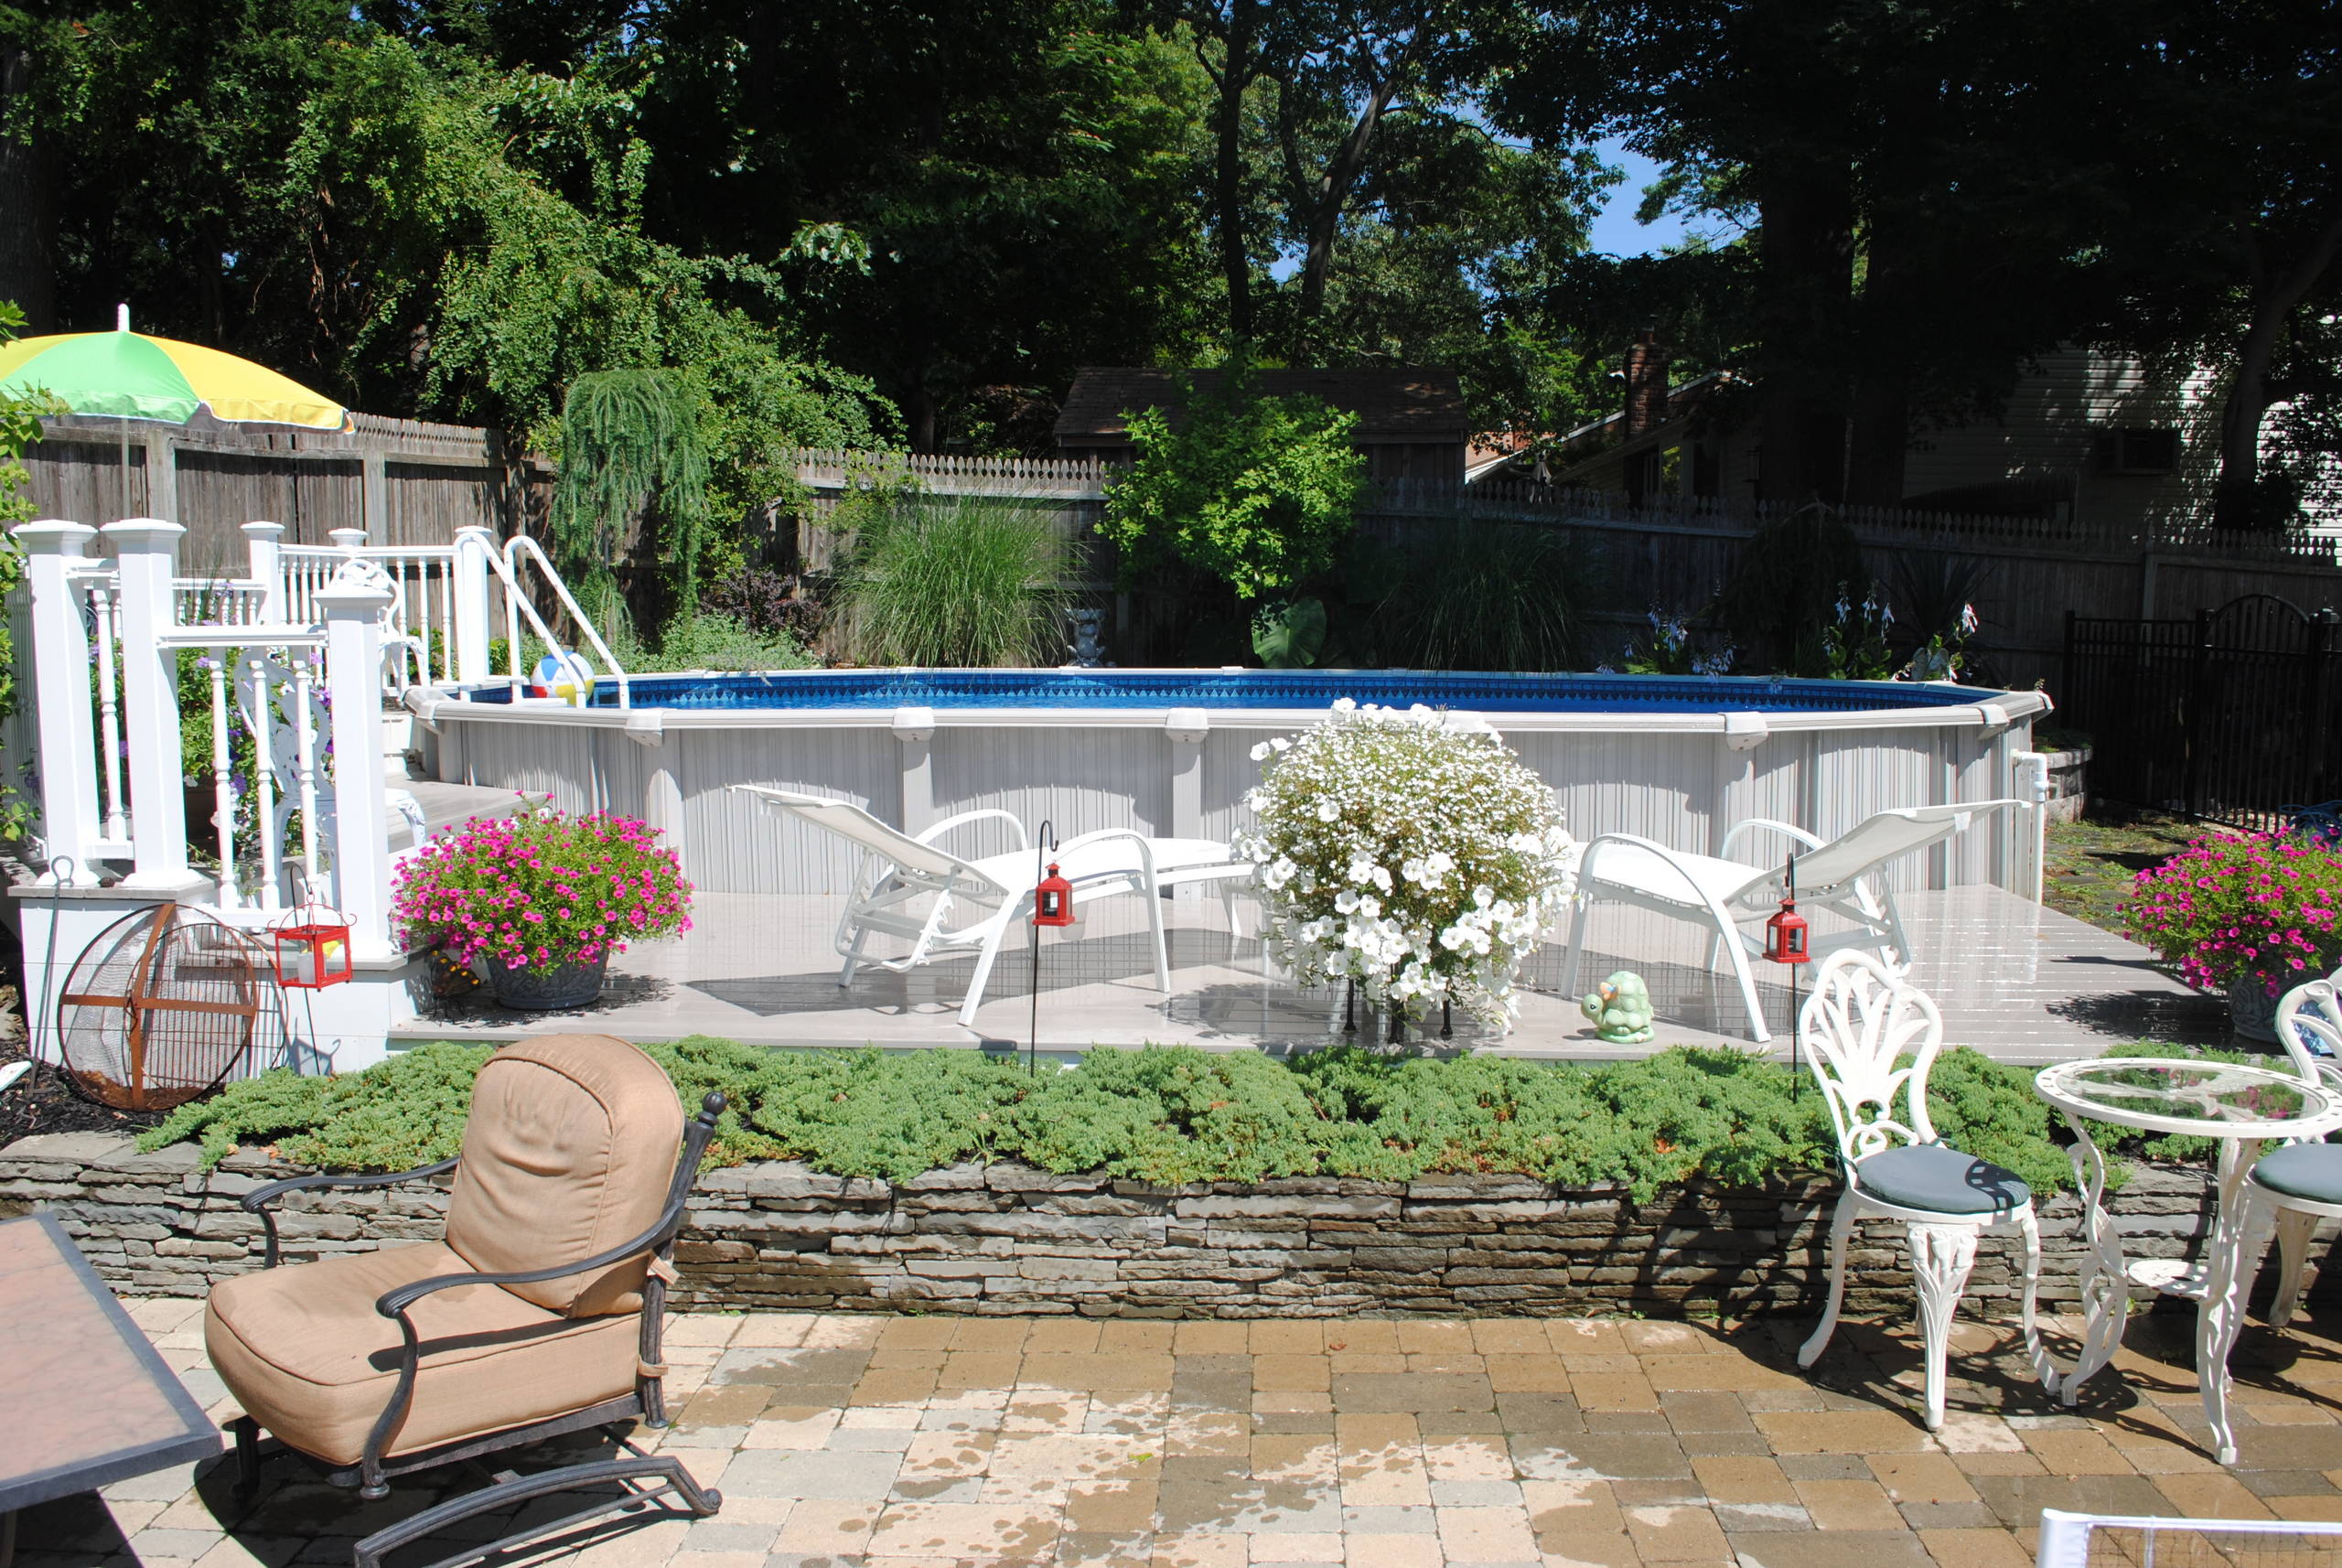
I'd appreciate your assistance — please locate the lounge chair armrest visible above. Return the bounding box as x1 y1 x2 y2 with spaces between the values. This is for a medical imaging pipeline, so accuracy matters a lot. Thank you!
1575 832 1716 899
1719 817 1825 862
917 809 1029 852
1057 827 1161 886
244 1158 462 1268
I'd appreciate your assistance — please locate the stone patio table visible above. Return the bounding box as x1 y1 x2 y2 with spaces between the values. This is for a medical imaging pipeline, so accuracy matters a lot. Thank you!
0 1212 220 1565
2034 1057 2342 1434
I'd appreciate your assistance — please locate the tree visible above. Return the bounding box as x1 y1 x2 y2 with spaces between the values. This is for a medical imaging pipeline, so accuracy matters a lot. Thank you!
1098 361 1368 601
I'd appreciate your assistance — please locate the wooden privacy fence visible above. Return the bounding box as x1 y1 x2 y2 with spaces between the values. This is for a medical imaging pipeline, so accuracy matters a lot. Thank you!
786 451 2342 686
21 412 552 575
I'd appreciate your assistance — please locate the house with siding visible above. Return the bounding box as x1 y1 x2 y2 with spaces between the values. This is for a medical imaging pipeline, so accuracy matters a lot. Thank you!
1054 367 1470 484
1542 345 2333 534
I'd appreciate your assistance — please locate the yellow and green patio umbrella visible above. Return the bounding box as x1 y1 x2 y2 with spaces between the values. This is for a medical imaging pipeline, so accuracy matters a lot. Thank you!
0 316 349 430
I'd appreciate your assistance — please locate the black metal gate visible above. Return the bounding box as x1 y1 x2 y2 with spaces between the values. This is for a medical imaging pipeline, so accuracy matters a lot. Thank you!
2062 596 2341 831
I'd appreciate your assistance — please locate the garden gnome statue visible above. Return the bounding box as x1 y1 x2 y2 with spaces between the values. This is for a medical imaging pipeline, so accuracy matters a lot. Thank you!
1580 971 1656 1044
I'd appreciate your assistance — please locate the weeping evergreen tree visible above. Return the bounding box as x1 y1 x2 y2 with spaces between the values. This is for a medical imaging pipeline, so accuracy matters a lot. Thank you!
549 371 712 626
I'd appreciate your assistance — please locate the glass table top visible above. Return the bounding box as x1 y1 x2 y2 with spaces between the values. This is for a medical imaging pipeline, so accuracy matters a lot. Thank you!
2035 1058 2342 1136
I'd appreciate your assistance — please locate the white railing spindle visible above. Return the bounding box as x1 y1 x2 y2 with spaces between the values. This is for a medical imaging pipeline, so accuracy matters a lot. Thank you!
90 585 127 843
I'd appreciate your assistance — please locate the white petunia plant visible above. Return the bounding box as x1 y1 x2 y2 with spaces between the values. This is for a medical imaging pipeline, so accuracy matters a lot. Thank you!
1233 701 1580 1032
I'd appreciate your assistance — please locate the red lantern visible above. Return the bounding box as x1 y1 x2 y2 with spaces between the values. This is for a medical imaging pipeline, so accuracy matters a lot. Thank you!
270 905 355 989
1763 896 1810 964
1033 864 1075 928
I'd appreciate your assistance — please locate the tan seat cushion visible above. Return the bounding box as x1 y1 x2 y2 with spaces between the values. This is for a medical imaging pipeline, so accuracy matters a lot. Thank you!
444 1034 684 1317
207 1241 639 1467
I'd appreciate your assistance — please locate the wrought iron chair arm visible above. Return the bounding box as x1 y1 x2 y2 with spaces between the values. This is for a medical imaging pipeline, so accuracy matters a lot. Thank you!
243 1157 462 1268
372 1193 694 1319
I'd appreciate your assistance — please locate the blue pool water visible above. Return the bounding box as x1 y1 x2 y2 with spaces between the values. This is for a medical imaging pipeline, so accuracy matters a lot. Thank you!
468 669 1989 714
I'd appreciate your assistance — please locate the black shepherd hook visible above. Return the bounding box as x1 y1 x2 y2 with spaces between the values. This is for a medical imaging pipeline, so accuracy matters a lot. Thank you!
1027 819 1059 1079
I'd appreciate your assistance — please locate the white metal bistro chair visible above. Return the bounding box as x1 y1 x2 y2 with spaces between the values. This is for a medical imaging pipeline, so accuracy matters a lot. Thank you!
2197 974 2342 1465
1796 949 2057 1430
1563 800 2024 1041
733 785 1253 1027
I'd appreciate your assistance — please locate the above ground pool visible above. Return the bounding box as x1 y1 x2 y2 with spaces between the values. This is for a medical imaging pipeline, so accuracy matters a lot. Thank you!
416 667 2049 897
459 667 1995 716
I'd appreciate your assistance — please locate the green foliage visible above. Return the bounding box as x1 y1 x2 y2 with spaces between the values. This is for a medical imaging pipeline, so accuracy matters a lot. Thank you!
613 614 819 674
1716 504 1875 677
837 493 1066 667
138 1036 2134 1209
1100 364 1368 602
551 371 711 621
1821 584 1897 681
143 1042 494 1171
1379 520 1598 672
1251 597 1328 669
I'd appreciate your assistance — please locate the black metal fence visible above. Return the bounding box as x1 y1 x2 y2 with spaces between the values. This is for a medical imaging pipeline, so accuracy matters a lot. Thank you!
2063 596 2342 830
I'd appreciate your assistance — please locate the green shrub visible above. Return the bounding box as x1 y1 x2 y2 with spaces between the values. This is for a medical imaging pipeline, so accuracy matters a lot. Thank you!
615 612 818 673
1379 520 1598 672
838 493 1066 666
142 1036 2134 1206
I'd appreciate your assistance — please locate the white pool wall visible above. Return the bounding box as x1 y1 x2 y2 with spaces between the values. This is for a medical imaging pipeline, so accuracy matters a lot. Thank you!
412 676 2051 897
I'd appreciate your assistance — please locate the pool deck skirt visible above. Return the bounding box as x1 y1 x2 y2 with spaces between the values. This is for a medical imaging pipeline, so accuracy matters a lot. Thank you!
397 885 2229 1064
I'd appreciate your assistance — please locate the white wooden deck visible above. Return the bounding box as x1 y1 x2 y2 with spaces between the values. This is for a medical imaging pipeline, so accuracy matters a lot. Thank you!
394 885 2233 1064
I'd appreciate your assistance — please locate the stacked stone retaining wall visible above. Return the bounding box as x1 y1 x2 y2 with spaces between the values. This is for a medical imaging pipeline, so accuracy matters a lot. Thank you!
0 1133 2300 1319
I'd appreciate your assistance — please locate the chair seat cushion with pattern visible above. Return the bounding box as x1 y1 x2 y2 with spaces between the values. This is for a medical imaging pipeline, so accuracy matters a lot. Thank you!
206 1240 639 1468
1852 1143 2031 1216
2252 1141 2342 1204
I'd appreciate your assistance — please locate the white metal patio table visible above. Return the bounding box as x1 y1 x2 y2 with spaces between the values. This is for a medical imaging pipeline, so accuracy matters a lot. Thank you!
2033 1058 2342 1418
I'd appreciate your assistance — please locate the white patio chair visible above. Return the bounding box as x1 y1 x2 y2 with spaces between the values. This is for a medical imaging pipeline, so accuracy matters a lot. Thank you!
1795 949 2056 1431
733 785 1253 1027
2197 973 2342 1464
1562 800 2024 1042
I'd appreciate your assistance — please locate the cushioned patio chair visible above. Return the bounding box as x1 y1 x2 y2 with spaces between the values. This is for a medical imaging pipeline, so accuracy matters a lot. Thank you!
734 784 1252 1026
2197 976 2342 1465
1794 950 2057 1431
1562 800 2023 1041
206 1034 726 1568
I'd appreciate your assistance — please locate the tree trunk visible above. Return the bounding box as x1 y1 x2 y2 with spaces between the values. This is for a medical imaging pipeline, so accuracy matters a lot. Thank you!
2215 215 2342 530
1845 208 1913 507
1754 161 1854 505
1294 38 1415 326
1210 3 1261 340
0 42 58 333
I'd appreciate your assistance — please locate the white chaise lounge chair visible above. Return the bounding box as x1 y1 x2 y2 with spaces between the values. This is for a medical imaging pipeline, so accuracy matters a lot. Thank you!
1562 800 2025 1042
733 786 1253 1027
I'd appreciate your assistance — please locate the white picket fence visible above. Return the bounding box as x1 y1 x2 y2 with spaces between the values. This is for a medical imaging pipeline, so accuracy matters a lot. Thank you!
13 516 621 960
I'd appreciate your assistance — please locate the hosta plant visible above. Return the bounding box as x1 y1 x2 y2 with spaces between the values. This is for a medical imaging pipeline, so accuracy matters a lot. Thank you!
392 809 693 971
1233 701 1579 1030
2122 830 2342 995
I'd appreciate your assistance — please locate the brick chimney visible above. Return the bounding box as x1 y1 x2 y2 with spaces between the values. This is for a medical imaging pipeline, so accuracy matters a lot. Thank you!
1623 328 1668 438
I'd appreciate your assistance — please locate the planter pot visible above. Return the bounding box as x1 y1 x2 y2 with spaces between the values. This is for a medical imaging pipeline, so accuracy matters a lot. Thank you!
2228 973 2281 1043
484 951 609 1010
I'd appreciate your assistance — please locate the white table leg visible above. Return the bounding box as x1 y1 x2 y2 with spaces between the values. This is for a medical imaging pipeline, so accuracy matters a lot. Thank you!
2059 1112 2129 1403
2197 1140 2272 1466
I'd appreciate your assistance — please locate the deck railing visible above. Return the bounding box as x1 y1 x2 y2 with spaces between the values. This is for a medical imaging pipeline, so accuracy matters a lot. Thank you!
12 513 623 954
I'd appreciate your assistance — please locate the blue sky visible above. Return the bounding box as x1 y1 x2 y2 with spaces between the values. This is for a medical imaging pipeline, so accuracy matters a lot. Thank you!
1585 138 1693 257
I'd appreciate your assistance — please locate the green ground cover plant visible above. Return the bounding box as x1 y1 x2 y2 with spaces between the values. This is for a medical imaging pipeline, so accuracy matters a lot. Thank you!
135 1036 2247 1200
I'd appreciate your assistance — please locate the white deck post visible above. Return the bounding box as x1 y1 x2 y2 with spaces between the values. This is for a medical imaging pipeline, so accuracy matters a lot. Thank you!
13 521 104 882
317 569 397 960
103 519 192 887
450 525 494 684
894 706 936 835
243 521 286 619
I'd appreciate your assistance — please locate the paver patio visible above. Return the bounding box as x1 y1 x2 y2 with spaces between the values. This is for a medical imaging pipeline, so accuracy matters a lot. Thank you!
21 1298 2342 1567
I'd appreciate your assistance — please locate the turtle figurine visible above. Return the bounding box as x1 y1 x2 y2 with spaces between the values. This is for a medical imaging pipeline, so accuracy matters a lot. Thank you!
1580 971 1656 1044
